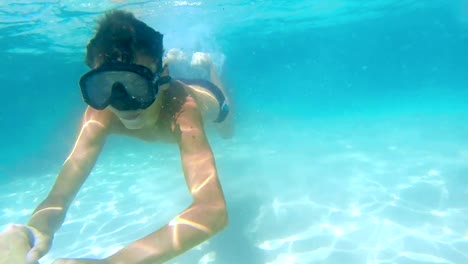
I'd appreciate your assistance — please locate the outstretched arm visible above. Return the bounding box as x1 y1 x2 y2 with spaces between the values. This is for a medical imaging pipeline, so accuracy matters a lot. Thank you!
105 96 228 264
26 108 111 261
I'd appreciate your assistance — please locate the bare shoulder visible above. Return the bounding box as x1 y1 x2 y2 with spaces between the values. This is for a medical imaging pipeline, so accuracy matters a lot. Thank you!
80 107 117 135
164 81 204 134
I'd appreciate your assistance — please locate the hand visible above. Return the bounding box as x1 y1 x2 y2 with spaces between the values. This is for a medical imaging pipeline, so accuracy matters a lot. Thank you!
52 258 106 264
0 224 32 264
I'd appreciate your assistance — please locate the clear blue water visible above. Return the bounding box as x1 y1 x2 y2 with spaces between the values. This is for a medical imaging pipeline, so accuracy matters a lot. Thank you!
1 1 468 263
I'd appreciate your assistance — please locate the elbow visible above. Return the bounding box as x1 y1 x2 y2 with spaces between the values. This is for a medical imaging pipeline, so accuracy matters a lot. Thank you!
217 205 229 231
192 195 228 234
205 203 229 234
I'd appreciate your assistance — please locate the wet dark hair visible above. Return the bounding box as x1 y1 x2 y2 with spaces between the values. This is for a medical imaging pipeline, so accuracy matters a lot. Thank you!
85 10 164 70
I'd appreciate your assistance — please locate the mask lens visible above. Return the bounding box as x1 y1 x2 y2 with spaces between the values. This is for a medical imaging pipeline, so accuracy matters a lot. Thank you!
80 70 155 110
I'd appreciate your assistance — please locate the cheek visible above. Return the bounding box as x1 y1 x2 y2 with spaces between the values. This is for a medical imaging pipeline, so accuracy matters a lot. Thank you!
138 109 148 118
108 106 124 117
108 106 117 114
150 64 157 73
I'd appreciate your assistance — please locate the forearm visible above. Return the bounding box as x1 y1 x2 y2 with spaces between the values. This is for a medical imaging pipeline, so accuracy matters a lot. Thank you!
26 161 93 237
26 135 103 236
106 202 227 264
27 194 68 237
26 166 89 237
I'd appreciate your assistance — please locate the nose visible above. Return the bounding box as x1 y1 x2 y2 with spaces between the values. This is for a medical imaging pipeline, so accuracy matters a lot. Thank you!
111 82 128 98
109 82 139 111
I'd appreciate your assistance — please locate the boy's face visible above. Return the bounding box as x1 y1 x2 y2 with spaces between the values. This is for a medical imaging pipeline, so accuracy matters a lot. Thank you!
80 11 166 129
89 53 163 130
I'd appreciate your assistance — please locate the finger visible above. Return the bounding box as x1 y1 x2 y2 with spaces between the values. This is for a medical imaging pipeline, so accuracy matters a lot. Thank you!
25 250 41 264
25 239 49 264
25 228 51 264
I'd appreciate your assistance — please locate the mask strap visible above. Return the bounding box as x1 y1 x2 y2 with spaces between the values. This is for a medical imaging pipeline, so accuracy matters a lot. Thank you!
156 75 172 86
153 64 171 86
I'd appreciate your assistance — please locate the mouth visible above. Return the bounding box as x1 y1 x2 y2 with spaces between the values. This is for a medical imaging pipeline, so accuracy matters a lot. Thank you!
119 112 141 120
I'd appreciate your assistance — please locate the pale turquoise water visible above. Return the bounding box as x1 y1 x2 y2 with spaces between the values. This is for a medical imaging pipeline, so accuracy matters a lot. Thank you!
1 1 468 263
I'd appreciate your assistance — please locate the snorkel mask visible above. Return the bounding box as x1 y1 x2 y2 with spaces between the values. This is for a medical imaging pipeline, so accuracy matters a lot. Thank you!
79 62 171 111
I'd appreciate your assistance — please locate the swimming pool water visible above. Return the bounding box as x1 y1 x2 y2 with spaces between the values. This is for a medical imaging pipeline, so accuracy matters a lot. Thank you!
1 1 467 263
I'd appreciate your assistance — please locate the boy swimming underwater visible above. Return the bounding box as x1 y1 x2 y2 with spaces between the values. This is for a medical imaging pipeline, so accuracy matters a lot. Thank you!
0 10 233 264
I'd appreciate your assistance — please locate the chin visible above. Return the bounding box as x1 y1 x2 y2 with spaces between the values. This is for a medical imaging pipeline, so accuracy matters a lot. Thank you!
120 116 145 129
